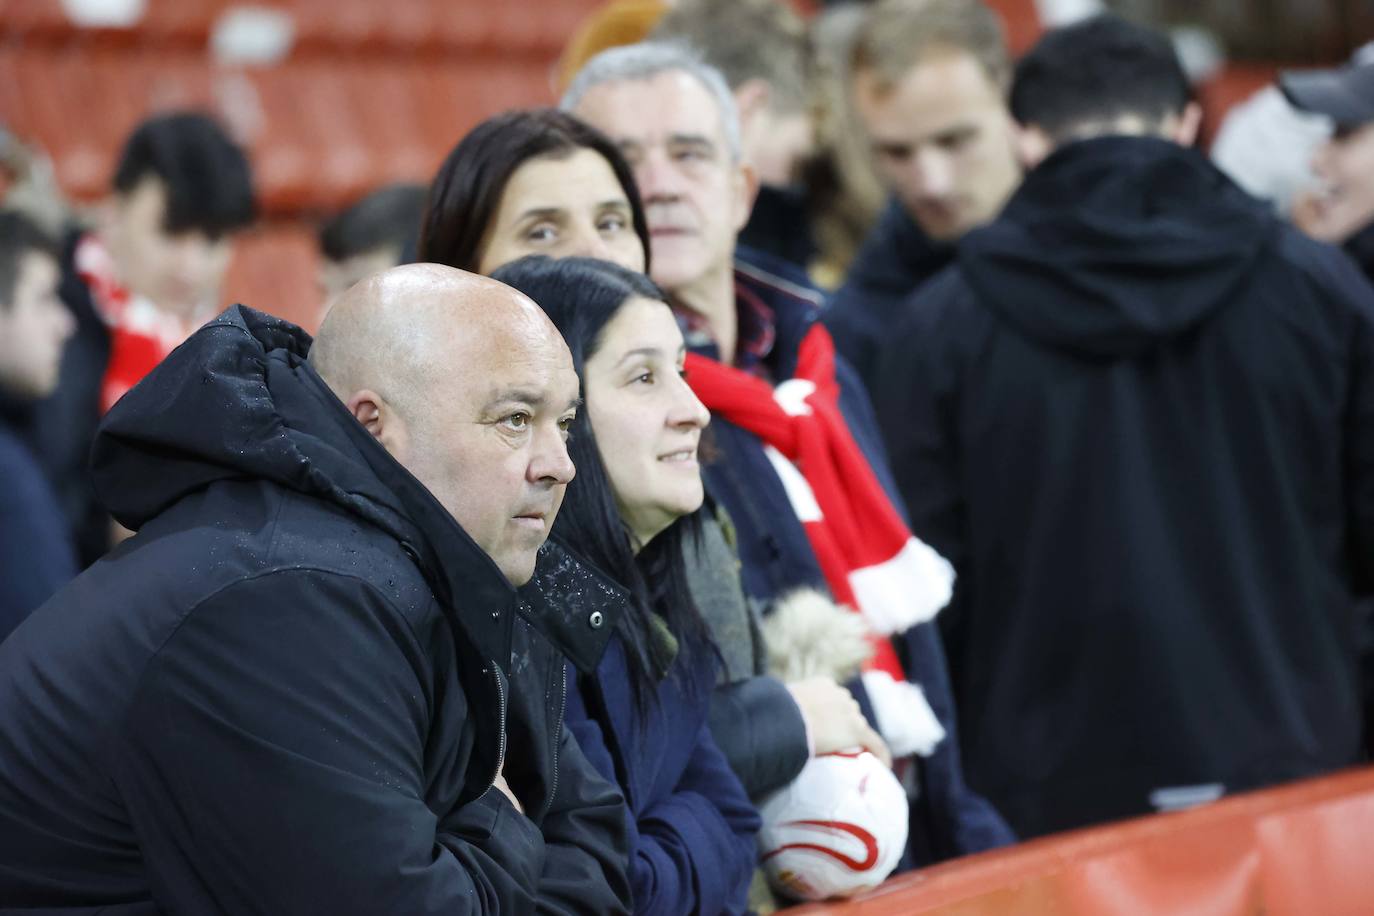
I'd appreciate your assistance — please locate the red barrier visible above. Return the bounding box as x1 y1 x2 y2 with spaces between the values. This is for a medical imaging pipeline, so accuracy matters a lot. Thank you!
784 766 1374 916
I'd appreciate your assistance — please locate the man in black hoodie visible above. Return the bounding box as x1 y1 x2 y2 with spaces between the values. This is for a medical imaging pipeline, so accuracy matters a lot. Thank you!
875 15 1374 840
0 265 632 913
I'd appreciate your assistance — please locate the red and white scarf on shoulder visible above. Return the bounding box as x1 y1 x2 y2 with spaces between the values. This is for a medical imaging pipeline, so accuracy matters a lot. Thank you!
75 234 198 413
683 322 954 680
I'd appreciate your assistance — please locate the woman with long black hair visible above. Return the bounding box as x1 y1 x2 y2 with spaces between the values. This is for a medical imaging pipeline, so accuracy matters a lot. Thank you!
492 255 757 915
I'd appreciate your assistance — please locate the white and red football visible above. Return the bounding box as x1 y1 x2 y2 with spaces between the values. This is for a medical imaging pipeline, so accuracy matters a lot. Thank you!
756 750 909 901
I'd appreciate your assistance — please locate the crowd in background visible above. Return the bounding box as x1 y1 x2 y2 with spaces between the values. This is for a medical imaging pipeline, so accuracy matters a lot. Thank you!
2 0 1374 912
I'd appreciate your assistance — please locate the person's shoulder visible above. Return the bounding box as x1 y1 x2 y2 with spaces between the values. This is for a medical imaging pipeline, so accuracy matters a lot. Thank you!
840 200 953 298
891 261 984 344
123 479 438 632
253 489 437 616
1270 223 1374 303
735 246 826 310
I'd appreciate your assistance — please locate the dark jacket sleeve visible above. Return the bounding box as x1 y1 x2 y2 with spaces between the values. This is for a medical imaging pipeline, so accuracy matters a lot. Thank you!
535 724 633 915
708 675 809 798
564 680 761 916
112 570 547 914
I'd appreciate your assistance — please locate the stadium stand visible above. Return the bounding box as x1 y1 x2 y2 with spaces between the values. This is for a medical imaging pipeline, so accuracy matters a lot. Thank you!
786 767 1374 915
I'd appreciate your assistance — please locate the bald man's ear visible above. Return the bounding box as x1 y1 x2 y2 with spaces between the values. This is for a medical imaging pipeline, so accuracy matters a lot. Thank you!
346 389 411 462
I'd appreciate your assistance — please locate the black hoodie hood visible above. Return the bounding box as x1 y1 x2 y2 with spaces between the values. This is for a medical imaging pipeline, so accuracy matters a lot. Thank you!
959 136 1278 358
90 305 624 674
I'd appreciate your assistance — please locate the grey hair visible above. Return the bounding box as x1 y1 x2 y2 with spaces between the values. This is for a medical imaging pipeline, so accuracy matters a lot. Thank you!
560 40 743 163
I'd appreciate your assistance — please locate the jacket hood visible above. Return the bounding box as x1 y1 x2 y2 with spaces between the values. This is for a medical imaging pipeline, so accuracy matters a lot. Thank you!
92 305 543 670
959 136 1277 357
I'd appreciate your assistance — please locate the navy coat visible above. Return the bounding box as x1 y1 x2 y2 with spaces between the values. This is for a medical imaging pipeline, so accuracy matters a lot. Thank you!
565 636 761 916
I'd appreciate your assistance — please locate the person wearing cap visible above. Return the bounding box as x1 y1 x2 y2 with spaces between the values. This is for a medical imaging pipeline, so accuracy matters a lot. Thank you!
1281 47 1374 280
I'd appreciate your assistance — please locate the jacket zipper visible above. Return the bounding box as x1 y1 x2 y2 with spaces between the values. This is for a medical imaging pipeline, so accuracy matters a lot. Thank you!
489 663 508 789
545 662 568 818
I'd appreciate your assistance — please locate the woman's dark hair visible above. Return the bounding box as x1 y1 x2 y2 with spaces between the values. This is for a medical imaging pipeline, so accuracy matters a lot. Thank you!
418 109 651 273
491 255 716 718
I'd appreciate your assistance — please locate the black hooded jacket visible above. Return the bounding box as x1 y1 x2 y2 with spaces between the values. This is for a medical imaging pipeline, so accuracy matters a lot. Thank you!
875 137 1374 839
0 306 632 914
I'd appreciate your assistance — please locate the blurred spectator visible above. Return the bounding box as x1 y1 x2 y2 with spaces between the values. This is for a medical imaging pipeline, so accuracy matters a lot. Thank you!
564 41 1014 865
805 3 890 288
417 109 650 273
1210 85 1329 214
0 127 70 240
557 0 670 94
1281 47 1374 282
0 212 77 641
651 0 817 271
29 112 254 566
876 14 1374 840
827 0 1022 395
317 183 427 316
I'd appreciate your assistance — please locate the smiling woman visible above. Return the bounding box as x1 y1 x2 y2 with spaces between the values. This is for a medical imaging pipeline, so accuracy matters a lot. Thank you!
491 255 761 916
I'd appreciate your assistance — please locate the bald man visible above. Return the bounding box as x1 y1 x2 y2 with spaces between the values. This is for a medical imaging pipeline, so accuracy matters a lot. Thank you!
0 266 633 914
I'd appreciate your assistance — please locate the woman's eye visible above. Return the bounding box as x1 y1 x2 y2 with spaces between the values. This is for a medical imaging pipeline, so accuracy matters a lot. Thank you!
525 225 557 242
633 370 654 385
598 214 627 233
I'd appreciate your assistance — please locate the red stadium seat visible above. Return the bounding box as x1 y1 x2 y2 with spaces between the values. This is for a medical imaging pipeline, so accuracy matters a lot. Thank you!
220 220 322 333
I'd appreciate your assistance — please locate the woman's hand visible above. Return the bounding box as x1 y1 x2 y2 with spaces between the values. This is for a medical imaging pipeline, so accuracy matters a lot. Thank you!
786 676 892 768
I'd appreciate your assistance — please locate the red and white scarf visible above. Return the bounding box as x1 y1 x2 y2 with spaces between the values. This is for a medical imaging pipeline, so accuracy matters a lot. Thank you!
75 234 198 413
684 323 954 679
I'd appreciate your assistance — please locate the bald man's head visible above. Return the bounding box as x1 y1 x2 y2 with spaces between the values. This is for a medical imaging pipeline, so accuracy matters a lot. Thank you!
310 263 580 585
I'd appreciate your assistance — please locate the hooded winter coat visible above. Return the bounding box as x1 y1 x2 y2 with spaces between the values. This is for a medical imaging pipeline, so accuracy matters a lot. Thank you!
876 136 1374 839
0 306 632 914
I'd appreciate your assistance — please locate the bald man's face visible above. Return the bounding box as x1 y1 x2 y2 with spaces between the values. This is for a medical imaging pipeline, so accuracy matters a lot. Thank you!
403 307 580 586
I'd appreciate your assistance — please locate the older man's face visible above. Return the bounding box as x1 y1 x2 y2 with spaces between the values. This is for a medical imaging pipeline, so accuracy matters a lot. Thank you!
572 70 753 298
403 301 580 586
